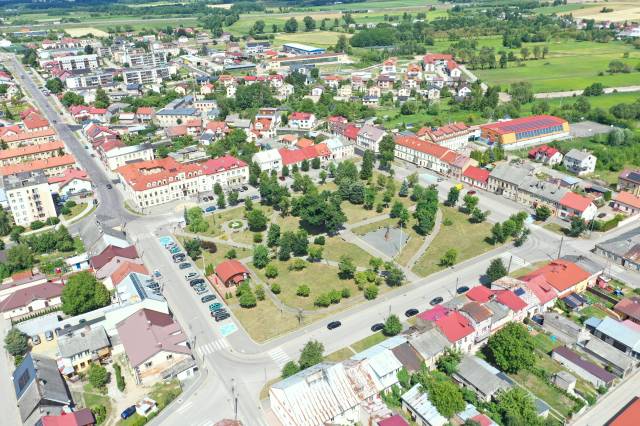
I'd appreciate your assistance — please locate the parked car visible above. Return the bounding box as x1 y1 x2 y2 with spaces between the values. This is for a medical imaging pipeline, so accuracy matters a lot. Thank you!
170 247 181 254
205 206 216 213
201 295 216 303
371 323 384 332
327 321 342 330
467 190 477 196
214 312 230 321
45 330 54 341
185 272 198 280
178 262 191 270
173 256 185 263
430 296 444 306
404 308 419 318
195 288 208 295
153 269 162 278
209 303 223 311
242 185 248 191
121 406 136 420
456 286 470 294
250 195 259 200
189 278 205 286
31 335 41 345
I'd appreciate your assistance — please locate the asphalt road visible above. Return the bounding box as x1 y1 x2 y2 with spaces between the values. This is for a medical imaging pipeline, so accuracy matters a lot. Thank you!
3 54 639 425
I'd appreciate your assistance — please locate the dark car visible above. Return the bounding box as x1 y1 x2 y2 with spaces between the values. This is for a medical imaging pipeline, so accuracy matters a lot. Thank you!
467 190 476 196
327 321 342 330
173 255 185 263
106 184 113 189
456 286 470 294
371 323 384 332
430 296 444 306
205 206 216 213
404 308 419 318
214 313 230 322
121 406 136 420
189 278 205 287
201 295 216 303
242 185 248 191
178 262 191 270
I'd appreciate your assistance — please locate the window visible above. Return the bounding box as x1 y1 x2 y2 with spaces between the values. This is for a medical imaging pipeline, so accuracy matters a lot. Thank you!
144 361 153 368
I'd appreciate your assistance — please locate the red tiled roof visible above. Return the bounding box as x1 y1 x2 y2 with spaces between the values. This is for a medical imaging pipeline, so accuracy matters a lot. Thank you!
201 155 247 175
296 138 314 148
470 414 494 426
0 154 76 176
461 301 492 322
463 166 490 183
394 135 449 158
343 124 359 140
0 128 56 143
559 192 593 213
23 112 49 130
435 311 475 343
90 245 138 270
290 112 313 120
136 107 155 116
205 121 229 132
417 305 449 322
524 275 558 305
215 260 249 284
614 191 640 210
47 168 90 188
41 409 95 426
0 140 64 160
481 115 566 135
614 297 640 321
111 261 149 286
117 157 203 192
529 144 560 159
466 285 493 303
607 396 640 426
0 282 63 312
522 259 590 293
423 53 453 63
377 415 410 426
494 289 527 312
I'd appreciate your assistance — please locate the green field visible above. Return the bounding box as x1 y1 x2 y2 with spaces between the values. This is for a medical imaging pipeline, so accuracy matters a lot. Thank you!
538 91 640 111
302 0 440 11
274 31 349 48
475 40 640 93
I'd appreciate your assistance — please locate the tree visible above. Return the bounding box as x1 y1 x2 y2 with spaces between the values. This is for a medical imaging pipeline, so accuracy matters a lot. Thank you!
486 322 535 374
184 239 202 260
284 17 298 33
0 209 11 236
94 88 110 109
535 205 552 221
265 263 279 279
247 209 268 231
335 35 349 53
45 78 64 94
378 135 395 170
440 249 457 267
495 388 541 426
491 222 506 244
446 187 460 206
4 328 29 357
299 340 324 369
364 285 379 300
61 91 84 107
311 157 320 169
436 348 462 375
360 150 374 180
253 245 269 269
462 194 479 213
486 258 508 283
398 180 409 197
338 255 356 279
61 272 110 316
228 190 239 206
385 265 405 287
303 16 316 31
281 361 300 378
308 245 323 261
383 314 402 336
267 223 281 247
92 405 107 425
217 192 226 209
426 375 466 418
296 284 310 297
568 216 587 237
471 208 489 223
6 244 34 271
225 249 237 259
88 364 109 389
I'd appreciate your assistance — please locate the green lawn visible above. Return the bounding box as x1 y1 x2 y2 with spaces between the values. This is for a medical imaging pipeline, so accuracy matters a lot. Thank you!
63 202 87 220
73 383 112 425
230 297 305 342
532 332 562 355
253 259 358 311
540 91 640 111
510 368 576 418
351 332 387 353
475 40 640 93
322 236 373 268
325 347 356 362
412 206 493 277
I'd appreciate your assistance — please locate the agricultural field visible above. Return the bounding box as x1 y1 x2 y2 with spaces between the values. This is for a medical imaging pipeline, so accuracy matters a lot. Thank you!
64 27 109 37
474 40 640 93
273 31 349 48
572 1 640 22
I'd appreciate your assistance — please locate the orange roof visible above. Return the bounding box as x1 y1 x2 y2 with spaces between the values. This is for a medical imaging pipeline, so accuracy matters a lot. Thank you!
0 128 56 143
111 261 149 286
0 154 76 176
522 259 591 293
215 260 249 284
117 157 203 192
136 107 155 115
614 191 640 210
0 140 64 160
23 113 50 130
394 135 449 158
296 138 314 148
559 192 594 213
607 396 640 426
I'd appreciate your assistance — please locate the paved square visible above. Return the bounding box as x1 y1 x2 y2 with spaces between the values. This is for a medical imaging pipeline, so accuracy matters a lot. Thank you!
361 226 409 258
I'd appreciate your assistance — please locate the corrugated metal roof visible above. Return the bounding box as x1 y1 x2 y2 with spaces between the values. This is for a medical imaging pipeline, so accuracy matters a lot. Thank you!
401 384 447 426
596 317 640 350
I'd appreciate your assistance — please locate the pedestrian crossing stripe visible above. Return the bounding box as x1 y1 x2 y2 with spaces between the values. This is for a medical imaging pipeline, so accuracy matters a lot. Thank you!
197 338 230 356
268 347 290 367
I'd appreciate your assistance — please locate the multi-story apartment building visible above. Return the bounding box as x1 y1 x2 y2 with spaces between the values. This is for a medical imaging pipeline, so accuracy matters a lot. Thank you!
123 67 171 85
121 50 167 68
1 129 57 149
3 171 57 226
0 141 65 167
57 54 99 71
103 144 155 171
355 124 386 153
417 122 474 151
64 70 114 89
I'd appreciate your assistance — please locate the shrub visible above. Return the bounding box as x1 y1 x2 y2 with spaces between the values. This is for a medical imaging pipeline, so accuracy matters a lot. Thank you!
224 249 237 259
113 362 125 392
341 288 351 298
91 405 107 425
88 364 109 390
45 217 60 225
265 263 279 279
288 258 307 271
328 289 342 304
364 285 379 300
255 285 265 301
253 232 263 243
271 283 281 294
30 220 45 230
296 284 310 297
314 294 331 307
313 236 325 245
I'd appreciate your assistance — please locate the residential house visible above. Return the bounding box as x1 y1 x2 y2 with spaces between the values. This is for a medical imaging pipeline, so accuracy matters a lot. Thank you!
48 168 92 197
521 259 593 297
214 260 250 287
529 145 563 166
612 191 640 216
416 307 476 353
115 308 193 385
3 171 58 227
57 326 111 376
252 149 282 173
136 107 155 123
350 337 405 393
586 316 640 359
558 191 598 221
594 228 640 272
563 149 597 176
90 245 141 281
40 409 95 426
417 122 472 151
288 112 317 129
551 346 616 388
0 140 65 167
614 297 640 324
617 169 640 196
461 166 490 190
401 384 447 426
407 328 451 369
488 163 534 201
356 125 386 153
452 356 512 402
13 353 72 426
460 301 493 343
0 282 63 320
580 336 636 378
325 137 355 161
103 144 155 171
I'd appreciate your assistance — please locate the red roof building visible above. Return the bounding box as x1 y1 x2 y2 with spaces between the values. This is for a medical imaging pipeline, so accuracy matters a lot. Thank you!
90 245 139 271
559 192 593 213
494 290 527 312
605 396 640 426
40 409 95 426
480 115 569 146
435 311 475 343
614 297 640 324
466 285 493 303
110 261 149 287
522 259 591 295
462 166 490 188
377 415 410 426
215 260 249 287
0 282 64 318
0 154 76 177
524 275 558 306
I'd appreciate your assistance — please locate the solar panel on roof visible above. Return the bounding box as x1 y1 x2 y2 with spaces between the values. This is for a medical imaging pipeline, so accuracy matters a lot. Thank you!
514 288 526 296
628 172 640 182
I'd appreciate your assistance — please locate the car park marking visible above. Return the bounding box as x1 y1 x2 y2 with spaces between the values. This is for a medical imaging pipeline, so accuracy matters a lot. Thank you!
219 323 237 337
268 347 291 368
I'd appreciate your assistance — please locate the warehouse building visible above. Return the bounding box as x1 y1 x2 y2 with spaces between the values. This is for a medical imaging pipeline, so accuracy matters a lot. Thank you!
480 115 570 149
282 42 325 56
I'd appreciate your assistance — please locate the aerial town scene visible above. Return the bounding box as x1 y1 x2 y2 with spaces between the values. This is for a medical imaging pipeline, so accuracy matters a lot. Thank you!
0 0 640 425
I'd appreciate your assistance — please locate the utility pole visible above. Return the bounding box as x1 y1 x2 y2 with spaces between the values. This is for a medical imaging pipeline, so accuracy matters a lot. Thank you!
557 235 564 259
507 255 513 274
231 378 238 421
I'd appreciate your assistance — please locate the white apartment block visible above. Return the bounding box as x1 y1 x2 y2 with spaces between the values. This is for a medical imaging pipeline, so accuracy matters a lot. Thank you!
3 171 57 227
65 71 114 89
104 144 155 171
121 50 167 68
123 67 171 85
58 54 99 71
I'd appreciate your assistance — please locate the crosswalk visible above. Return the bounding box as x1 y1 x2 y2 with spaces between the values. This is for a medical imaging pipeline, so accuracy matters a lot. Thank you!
268 347 291 368
196 338 230 357
500 252 529 270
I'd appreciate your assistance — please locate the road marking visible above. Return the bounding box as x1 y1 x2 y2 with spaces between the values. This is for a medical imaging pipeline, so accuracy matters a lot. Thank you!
268 347 291 368
175 400 193 413
219 322 237 337
500 252 529 270
197 338 230 357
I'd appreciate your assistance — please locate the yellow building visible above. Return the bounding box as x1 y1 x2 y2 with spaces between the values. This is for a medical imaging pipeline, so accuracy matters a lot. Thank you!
481 115 570 148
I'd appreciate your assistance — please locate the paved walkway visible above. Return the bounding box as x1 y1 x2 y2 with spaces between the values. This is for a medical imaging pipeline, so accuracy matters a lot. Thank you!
175 230 253 250
407 208 443 270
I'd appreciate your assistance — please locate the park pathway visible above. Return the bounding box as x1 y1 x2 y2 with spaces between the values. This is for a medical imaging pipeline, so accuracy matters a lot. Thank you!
406 208 443 270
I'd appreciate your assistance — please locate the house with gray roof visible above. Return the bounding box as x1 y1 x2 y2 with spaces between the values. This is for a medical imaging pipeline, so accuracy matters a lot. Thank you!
356 124 386 153
552 346 616 388
57 326 111 377
13 353 72 426
408 328 451 369
563 149 597 176
595 227 640 272
452 356 512 402
516 175 568 214
488 163 535 200
579 336 637 377
585 316 640 359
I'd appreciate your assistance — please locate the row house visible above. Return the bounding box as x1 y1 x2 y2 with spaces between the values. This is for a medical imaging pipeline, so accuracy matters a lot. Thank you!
416 122 473 151
0 154 77 178
0 140 65 166
394 135 472 179
0 128 57 149
69 105 110 123
461 166 490 190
